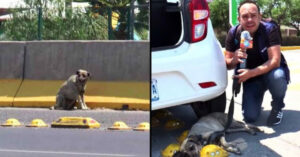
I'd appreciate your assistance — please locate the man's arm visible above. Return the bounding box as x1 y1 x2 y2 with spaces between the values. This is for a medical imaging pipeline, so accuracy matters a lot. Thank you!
236 45 281 82
247 45 281 77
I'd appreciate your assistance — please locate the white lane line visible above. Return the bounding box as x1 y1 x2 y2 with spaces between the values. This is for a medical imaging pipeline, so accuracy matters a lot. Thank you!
0 149 136 157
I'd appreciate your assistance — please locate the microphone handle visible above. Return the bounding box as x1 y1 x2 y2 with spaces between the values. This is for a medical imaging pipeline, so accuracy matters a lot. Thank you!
240 58 247 69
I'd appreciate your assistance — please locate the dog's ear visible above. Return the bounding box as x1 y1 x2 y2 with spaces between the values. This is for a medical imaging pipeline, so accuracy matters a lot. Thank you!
188 135 203 145
188 145 195 151
76 70 80 76
87 72 91 78
195 135 203 142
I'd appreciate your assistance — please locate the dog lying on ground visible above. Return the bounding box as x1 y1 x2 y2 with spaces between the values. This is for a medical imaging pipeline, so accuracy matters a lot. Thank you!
50 69 90 110
173 112 263 157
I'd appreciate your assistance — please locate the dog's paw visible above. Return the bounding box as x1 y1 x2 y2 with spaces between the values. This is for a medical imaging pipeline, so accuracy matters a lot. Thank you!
226 145 242 155
49 106 54 110
82 104 90 110
258 126 275 134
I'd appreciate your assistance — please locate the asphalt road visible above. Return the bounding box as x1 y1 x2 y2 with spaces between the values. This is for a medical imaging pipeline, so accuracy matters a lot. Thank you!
151 49 300 157
0 128 149 157
0 108 149 157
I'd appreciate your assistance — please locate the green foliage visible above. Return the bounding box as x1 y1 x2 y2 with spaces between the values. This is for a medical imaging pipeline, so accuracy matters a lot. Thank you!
88 0 149 40
209 0 230 32
135 0 149 40
287 0 300 35
209 0 300 43
249 0 299 36
2 0 108 40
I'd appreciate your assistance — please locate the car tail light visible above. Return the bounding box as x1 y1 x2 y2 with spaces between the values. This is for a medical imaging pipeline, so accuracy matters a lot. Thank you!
189 0 209 42
198 82 216 88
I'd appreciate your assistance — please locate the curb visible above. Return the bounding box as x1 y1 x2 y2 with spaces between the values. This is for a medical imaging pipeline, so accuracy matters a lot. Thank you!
0 80 149 111
0 79 22 107
280 46 300 51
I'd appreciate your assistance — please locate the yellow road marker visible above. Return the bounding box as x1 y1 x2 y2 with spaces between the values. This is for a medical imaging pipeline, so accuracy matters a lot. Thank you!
177 130 189 144
108 121 131 130
51 117 100 129
26 119 48 127
133 122 149 131
1 118 21 127
164 119 184 130
161 143 180 157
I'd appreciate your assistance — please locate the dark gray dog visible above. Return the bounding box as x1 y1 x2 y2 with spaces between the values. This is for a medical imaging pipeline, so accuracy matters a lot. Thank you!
173 112 263 157
51 69 90 110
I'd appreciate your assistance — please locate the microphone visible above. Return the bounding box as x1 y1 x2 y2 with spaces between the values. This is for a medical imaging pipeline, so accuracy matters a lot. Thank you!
240 31 253 69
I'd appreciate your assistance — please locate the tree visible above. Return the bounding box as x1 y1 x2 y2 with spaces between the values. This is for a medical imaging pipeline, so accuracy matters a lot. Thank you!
84 0 149 40
2 0 108 40
257 0 291 26
208 0 231 45
257 0 300 36
134 0 149 40
209 0 300 36
209 0 230 32
287 0 300 36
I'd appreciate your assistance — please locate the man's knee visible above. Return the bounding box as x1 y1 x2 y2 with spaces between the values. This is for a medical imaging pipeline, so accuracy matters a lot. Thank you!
267 68 287 95
268 68 286 83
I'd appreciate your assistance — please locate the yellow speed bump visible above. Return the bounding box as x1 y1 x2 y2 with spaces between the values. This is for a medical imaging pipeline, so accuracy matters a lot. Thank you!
200 144 229 157
164 119 184 130
177 130 189 144
1 118 22 127
153 109 173 119
161 143 180 157
108 121 131 130
133 122 149 131
151 117 160 128
26 119 48 127
51 117 100 129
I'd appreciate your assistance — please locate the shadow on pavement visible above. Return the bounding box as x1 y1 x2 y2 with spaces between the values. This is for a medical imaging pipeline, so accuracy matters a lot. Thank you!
227 109 300 157
151 106 300 157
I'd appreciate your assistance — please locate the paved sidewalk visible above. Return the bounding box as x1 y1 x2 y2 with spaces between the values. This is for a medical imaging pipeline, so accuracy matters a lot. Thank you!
225 50 300 156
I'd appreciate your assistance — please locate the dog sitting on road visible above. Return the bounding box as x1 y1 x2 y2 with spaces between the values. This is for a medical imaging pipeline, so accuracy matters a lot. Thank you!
173 112 263 157
50 69 90 110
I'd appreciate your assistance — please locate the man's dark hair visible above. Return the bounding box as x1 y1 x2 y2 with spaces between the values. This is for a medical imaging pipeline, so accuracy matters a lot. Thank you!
238 0 260 16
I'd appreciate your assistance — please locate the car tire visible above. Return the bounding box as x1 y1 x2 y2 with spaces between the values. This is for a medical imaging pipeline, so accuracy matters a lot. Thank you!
191 92 226 118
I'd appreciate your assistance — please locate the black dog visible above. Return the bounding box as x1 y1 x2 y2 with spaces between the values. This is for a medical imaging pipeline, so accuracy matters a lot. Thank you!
174 112 263 157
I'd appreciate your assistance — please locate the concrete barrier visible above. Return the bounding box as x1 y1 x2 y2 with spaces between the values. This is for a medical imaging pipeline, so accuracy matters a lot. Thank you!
24 41 149 81
0 42 25 106
0 42 25 79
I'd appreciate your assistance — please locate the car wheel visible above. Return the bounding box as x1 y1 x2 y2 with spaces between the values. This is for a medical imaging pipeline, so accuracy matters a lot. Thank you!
191 92 226 118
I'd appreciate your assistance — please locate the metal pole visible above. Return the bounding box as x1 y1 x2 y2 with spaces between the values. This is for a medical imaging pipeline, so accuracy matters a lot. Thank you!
38 7 42 40
127 7 130 39
129 0 135 40
108 8 113 40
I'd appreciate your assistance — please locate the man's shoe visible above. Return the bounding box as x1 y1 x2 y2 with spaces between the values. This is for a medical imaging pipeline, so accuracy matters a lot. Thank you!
267 109 283 126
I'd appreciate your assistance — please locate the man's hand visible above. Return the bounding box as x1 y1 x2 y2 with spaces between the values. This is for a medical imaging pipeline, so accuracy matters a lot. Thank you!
225 48 248 69
234 48 248 64
234 69 254 83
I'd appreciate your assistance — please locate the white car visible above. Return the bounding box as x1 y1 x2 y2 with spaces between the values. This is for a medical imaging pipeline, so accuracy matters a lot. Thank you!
151 0 227 117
